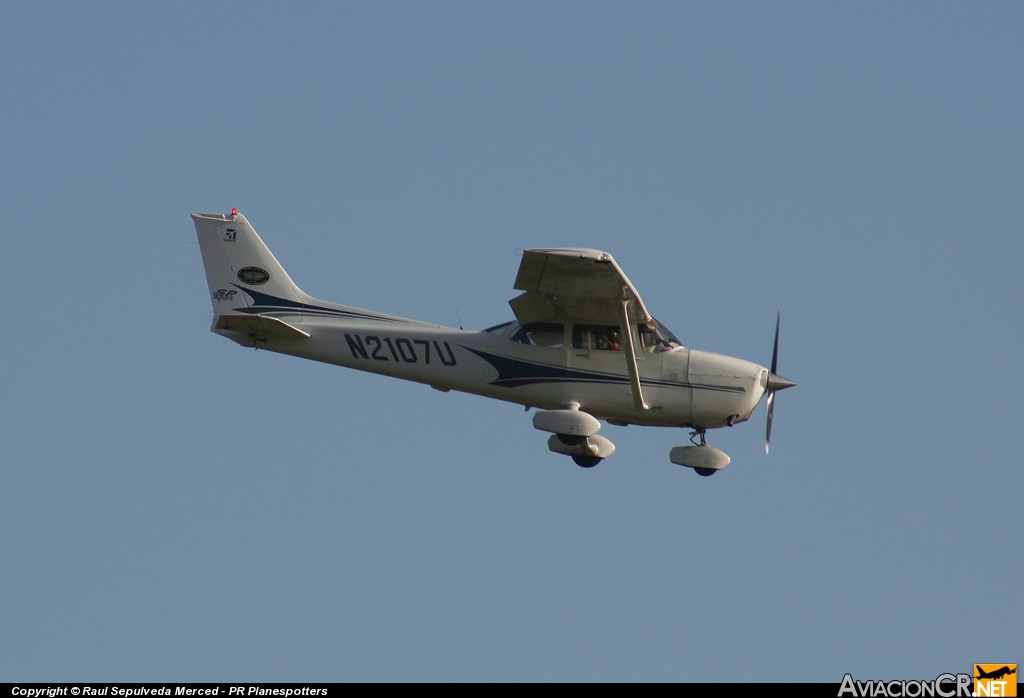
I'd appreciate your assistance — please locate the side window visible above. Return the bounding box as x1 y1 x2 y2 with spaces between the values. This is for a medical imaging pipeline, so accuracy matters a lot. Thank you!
511 323 564 348
573 324 622 351
638 325 659 352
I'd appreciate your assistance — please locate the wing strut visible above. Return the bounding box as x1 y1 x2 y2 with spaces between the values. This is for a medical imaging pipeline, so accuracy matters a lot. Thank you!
619 300 650 411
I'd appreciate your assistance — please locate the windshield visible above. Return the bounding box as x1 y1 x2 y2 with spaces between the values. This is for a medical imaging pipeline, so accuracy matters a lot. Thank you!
484 321 515 335
639 319 683 351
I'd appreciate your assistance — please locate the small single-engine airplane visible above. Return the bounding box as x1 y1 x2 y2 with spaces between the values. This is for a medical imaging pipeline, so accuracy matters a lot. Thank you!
193 209 795 476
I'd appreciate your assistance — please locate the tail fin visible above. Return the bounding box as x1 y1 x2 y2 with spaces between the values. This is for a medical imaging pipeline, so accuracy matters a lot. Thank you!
193 210 311 342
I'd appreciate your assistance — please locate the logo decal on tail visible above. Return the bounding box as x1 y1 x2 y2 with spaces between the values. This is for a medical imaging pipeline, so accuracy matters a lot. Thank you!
237 267 270 285
212 289 238 302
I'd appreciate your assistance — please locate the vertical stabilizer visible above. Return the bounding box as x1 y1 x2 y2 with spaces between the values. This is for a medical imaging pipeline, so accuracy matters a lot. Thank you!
193 209 420 346
193 210 316 344
193 210 306 317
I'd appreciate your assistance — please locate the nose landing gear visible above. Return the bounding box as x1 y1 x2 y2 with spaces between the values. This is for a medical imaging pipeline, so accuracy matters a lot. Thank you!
669 428 731 476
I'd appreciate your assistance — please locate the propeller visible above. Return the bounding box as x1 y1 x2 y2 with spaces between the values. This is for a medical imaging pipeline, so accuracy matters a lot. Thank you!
764 312 796 453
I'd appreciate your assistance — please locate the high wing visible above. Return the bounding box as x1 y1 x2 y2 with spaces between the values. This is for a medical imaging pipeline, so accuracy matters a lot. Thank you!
510 248 654 327
510 248 657 410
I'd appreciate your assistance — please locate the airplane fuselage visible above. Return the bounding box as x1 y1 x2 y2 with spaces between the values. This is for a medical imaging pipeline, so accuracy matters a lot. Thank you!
216 310 768 431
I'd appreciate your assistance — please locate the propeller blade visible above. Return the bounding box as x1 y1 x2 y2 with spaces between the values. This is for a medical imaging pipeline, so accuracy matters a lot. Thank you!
770 312 780 376
764 312 795 454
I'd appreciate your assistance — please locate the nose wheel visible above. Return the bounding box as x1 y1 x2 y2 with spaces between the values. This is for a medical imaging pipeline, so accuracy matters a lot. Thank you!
669 428 730 476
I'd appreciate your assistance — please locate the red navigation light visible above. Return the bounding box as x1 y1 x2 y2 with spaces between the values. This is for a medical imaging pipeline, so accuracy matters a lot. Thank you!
230 208 238 216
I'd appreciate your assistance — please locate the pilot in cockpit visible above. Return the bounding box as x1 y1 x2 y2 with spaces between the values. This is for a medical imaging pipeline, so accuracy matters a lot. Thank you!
606 329 621 351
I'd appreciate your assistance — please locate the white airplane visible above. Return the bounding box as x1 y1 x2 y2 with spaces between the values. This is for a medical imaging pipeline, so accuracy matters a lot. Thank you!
193 209 795 476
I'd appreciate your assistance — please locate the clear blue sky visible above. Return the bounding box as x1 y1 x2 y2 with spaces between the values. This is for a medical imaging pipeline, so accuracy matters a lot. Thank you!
3 1 1021 682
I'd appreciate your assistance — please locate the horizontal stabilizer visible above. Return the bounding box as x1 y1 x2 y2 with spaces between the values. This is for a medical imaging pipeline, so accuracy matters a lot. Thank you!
215 314 310 341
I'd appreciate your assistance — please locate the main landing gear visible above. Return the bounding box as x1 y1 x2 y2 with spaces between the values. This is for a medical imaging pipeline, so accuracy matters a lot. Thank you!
535 408 617 468
550 432 614 468
552 433 604 468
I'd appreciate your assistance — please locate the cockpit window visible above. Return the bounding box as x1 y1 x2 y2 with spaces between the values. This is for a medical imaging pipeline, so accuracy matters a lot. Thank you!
638 319 683 352
493 319 679 352
573 324 622 351
510 322 564 348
